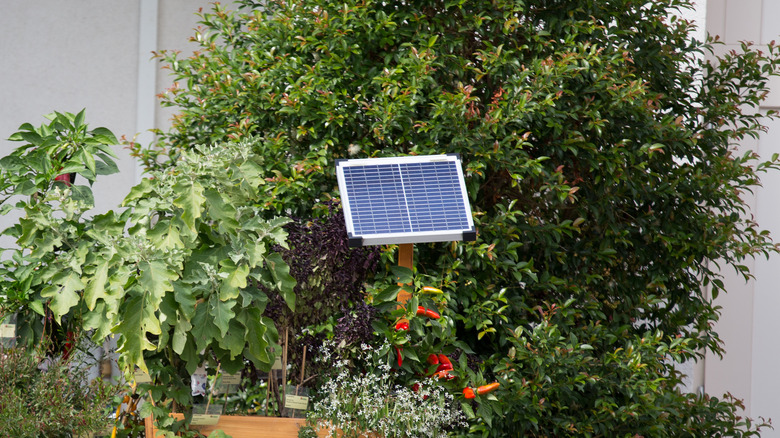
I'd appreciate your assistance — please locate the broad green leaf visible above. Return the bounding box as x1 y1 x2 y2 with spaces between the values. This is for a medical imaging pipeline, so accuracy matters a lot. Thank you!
239 285 268 310
218 319 246 358
17 218 40 247
76 148 97 176
237 159 264 183
374 285 401 304
390 265 414 284
83 302 114 340
40 271 85 323
20 131 43 146
138 260 178 309
29 299 45 316
113 295 157 372
91 127 119 144
265 252 296 311
191 304 217 352
245 240 267 268
84 256 111 310
181 340 200 375
219 262 249 300
148 218 184 250
123 178 155 206
172 315 193 355
74 108 86 128
173 282 197 320
237 307 272 369
172 180 205 232
103 264 132 316
204 189 238 231
209 295 236 338
95 153 120 176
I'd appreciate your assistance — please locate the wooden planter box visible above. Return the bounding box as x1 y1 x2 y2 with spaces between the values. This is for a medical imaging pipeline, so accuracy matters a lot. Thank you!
145 414 306 438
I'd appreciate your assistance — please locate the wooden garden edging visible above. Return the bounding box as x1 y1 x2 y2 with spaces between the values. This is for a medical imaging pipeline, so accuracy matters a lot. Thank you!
144 414 306 438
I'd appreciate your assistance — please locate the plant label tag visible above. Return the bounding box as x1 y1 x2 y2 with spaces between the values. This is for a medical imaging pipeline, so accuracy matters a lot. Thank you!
215 373 241 394
221 373 241 385
134 370 152 384
272 356 283 370
0 324 14 338
285 395 309 410
191 414 220 426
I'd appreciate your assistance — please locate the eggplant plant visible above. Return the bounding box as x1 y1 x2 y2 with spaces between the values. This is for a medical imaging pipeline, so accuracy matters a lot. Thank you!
0 112 297 435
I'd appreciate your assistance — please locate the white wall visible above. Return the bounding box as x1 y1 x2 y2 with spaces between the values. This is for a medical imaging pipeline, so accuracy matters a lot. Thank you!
0 1 213 216
704 0 780 433
0 0 214 378
0 1 141 214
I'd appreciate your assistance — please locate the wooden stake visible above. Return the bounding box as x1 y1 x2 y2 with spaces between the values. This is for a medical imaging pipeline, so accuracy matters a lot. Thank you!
281 328 289 411
298 345 307 389
397 243 414 304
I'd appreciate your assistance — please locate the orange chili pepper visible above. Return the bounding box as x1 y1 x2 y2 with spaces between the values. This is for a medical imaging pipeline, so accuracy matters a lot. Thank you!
463 387 476 399
476 382 500 395
431 369 455 380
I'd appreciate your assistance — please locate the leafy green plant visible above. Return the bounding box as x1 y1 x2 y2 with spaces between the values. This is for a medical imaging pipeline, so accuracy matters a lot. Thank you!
0 344 117 438
0 112 301 435
468 299 770 437
0 110 119 351
129 0 780 434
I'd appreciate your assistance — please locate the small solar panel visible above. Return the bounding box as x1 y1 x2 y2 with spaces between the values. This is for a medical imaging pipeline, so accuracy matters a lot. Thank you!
336 154 476 247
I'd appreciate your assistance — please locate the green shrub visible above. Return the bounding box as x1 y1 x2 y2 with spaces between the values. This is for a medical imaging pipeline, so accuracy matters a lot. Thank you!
0 345 116 438
66 0 780 434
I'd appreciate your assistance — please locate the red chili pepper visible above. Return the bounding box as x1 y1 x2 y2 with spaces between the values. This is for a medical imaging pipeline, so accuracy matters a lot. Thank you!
395 321 409 331
436 354 453 372
416 306 440 319
395 346 403 367
463 387 476 399
412 382 420 392
476 382 500 395
427 354 440 365
436 362 453 372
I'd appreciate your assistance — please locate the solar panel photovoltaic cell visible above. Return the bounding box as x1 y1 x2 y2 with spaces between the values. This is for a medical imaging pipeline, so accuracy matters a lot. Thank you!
336 155 476 247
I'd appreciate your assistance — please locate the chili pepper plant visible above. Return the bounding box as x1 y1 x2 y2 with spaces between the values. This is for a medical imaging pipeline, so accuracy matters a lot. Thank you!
305 340 466 438
303 268 489 438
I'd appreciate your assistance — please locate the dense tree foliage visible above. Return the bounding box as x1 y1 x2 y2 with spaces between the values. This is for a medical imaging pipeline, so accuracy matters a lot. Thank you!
127 0 779 435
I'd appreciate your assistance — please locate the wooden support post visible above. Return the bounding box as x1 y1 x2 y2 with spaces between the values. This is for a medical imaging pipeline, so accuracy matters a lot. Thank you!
397 243 413 304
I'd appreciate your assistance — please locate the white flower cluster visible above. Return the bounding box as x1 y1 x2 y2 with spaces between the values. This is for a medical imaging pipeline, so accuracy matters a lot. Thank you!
310 342 467 438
